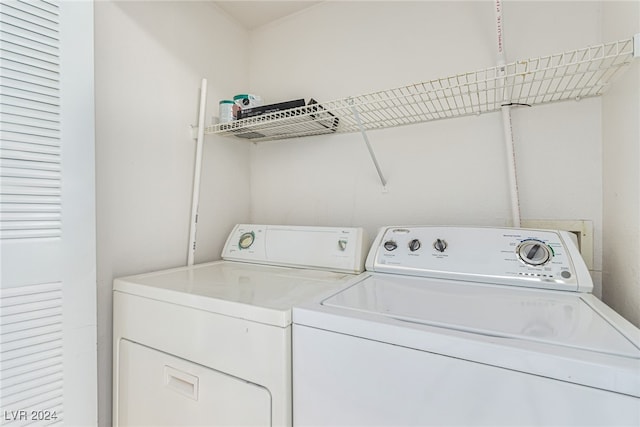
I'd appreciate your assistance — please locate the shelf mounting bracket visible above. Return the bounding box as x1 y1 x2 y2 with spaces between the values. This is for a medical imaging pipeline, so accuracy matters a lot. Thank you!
350 103 387 188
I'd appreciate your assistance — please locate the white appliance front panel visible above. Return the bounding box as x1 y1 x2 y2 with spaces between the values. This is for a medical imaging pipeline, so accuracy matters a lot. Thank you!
294 281 640 396
114 261 363 327
113 290 292 426
293 325 640 427
222 224 367 273
118 340 270 426
322 275 640 357
366 226 591 292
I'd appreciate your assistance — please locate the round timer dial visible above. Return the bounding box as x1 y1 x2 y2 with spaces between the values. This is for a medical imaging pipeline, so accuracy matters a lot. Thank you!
516 239 553 266
238 231 255 249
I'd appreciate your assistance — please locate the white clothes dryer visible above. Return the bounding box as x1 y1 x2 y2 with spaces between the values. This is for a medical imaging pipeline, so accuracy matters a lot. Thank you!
293 226 640 426
112 224 368 427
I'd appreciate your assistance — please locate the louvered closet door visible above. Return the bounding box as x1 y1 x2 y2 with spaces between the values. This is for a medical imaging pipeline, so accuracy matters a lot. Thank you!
0 1 96 425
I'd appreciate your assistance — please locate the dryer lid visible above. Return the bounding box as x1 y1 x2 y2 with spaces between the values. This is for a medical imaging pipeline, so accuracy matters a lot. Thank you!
322 275 640 358
115 261 361 327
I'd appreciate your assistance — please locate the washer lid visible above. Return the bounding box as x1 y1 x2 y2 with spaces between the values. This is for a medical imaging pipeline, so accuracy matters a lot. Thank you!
114 261 360 327
322 275 640 358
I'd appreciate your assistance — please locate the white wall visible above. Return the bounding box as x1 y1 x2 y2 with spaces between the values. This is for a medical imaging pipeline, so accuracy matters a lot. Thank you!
94 2 251 426
247 2 603 287
602 1 640 327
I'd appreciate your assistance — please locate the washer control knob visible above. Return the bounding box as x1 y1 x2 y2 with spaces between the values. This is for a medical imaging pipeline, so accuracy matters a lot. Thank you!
408 239 421 252
517 240 552 266
238 231 255 249
383 240 398 251
433 238 447 253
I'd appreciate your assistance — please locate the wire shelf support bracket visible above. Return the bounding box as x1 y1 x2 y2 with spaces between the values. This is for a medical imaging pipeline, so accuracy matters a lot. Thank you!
350 102 387 188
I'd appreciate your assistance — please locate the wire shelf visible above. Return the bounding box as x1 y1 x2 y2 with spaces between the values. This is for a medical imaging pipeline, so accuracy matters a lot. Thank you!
207 35 638 142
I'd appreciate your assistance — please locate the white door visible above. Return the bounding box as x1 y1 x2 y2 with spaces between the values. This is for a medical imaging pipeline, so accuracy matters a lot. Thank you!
0 1 97 425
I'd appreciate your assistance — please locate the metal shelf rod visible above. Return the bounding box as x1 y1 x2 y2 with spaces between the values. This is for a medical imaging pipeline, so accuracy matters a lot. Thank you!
187 78 207 266
495 0 521 228
351 105 387 188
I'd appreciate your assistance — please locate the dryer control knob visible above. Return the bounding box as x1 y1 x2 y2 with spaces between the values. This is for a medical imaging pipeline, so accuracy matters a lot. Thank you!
408 239 421 252
383 240 398 251
238 231 255 249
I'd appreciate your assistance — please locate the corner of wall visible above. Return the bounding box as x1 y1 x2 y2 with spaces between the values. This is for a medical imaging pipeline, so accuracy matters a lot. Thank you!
601 1 640 327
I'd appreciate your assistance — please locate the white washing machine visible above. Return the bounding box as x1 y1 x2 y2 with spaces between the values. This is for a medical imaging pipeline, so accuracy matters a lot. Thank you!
112 224 368 426
293 226 640 426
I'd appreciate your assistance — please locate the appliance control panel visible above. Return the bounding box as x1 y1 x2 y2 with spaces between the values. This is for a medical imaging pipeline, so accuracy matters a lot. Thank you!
365 226 592 292
222 224 367 274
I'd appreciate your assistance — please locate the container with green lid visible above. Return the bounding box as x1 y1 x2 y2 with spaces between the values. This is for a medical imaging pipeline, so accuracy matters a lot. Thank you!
219 100 234 123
